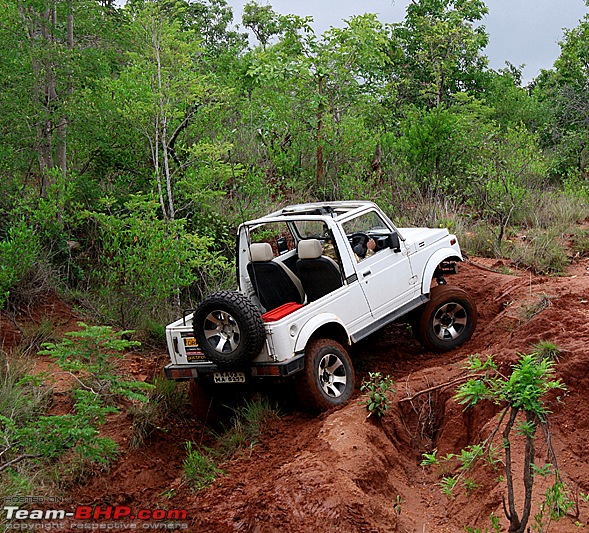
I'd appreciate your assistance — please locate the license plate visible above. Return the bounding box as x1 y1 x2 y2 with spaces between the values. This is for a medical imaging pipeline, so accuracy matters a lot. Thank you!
213 372 246 384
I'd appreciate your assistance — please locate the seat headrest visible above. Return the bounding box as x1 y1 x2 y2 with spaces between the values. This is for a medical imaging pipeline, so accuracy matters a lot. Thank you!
298 239 322 260
250 242 274 262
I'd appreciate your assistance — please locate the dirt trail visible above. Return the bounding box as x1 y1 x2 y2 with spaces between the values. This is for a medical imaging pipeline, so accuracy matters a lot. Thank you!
3 257 589 532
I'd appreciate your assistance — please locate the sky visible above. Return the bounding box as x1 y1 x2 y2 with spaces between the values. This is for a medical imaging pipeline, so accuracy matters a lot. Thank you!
224 0 589 84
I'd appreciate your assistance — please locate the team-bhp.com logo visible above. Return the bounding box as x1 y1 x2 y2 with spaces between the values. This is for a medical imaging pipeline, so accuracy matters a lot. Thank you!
4 505 188 530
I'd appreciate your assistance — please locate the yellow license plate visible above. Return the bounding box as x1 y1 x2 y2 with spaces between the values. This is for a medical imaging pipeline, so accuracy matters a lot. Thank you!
187 353 207 362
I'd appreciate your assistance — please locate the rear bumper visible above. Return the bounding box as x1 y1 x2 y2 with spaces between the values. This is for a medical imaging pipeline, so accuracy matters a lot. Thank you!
164 353 304 381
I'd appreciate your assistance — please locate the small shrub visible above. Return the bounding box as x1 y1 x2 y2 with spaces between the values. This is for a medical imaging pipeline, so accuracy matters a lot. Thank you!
129 376 189 448
183 441 222 490
453 352 566 533
360 372 396 418
39 322 152 403
0 221 40 308
571 229 589 258
0 350 50 425
214 397 279 460
459 223 501 258
532 340 563 362
18 318 58 357
509 229 569 274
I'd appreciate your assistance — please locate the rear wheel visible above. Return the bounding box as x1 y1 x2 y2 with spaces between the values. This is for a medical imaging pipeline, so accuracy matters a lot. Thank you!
296 339 355 411
415 285 477 351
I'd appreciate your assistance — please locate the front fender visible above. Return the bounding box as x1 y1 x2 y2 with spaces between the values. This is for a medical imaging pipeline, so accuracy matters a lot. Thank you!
294 313 350 353
420 247 463 295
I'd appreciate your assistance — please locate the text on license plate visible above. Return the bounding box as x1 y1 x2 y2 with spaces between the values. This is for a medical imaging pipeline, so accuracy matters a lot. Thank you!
213 372 246 384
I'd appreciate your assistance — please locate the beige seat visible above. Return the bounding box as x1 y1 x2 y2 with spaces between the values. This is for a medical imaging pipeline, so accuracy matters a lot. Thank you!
296 239 343 302
247 243 304 310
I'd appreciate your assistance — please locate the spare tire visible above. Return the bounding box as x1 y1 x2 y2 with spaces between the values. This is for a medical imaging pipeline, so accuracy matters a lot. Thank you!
193 290 265 368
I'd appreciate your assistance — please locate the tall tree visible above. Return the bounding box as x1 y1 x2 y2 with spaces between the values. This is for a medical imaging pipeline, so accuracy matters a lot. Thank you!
0 0 121 196
533 4 589 178
394 0 489 107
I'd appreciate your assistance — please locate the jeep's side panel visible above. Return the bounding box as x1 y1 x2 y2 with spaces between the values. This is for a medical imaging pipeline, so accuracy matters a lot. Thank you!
354 243 418 320
418 245 463 295
264 283 372 362
293 313 349 353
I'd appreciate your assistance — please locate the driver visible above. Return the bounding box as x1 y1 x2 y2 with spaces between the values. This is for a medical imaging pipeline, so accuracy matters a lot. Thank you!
321 224 376 262
353 237 376 261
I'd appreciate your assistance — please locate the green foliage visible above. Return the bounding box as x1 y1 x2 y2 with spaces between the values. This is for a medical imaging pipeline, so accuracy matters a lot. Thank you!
533 481 575 531
439 475 458 497
213 397 280 460
130 375 189 448
0 389 118 475
39 322 151 403
571 228 589 258
0 221 40 308
532 341 563 363
452 352 567 532
420 449 440 467
464 513 501 533
182 396 279 490
360 372 396 418
80 195 230 327
183 441 222 490
509 229 569 274
393 495 403 514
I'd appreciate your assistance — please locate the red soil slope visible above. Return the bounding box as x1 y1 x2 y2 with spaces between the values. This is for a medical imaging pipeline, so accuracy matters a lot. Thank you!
2 257 589 532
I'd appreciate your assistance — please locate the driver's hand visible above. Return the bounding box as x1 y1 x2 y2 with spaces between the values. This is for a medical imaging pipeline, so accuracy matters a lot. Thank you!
367 238 376 251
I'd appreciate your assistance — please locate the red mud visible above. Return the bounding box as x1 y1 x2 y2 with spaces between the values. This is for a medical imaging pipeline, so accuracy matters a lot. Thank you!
3 256 589 532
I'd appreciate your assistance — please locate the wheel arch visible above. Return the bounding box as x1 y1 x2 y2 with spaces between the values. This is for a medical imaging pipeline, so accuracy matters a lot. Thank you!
420 249 463 295
294 314 350 353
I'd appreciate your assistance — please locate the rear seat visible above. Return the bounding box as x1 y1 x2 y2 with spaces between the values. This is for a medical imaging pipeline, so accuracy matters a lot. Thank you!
247 242 305 311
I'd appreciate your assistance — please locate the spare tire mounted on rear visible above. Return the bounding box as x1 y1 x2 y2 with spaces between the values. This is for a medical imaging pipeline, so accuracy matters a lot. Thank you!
193 290 265 368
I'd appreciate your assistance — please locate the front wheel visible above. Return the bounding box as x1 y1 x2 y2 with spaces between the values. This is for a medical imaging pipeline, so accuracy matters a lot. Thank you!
415 285 477 352
296 339 355 411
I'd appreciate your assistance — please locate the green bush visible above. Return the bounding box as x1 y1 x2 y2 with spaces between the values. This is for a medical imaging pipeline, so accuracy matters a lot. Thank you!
213 397 279 460
360 372 396 418
183 441 222 490
79 194 231 328
0 221 40 308
40 322 151 403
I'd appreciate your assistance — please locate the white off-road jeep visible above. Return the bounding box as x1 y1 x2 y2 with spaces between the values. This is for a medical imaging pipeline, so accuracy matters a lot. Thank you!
165 201 476 414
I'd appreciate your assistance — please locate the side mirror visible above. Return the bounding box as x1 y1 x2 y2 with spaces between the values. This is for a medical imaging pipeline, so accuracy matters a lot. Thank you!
388 232 401 253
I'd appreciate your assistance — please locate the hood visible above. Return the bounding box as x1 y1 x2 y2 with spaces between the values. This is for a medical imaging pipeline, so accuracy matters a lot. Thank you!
397 227 451 252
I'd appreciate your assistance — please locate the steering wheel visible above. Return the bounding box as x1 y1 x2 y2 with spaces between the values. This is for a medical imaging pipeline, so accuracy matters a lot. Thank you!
350 232 371 258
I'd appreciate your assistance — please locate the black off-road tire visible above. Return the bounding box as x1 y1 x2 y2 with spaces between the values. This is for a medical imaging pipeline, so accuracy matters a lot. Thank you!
296 338 355 412
415 285 477 352
193 290 265 368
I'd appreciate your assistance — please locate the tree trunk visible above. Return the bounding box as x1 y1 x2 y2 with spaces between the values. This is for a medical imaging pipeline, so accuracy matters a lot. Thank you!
503 407 522 533
518 412 537 533
316 75 325 188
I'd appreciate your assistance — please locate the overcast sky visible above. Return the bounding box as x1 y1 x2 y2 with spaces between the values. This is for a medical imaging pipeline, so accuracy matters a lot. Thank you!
224 0 589 84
